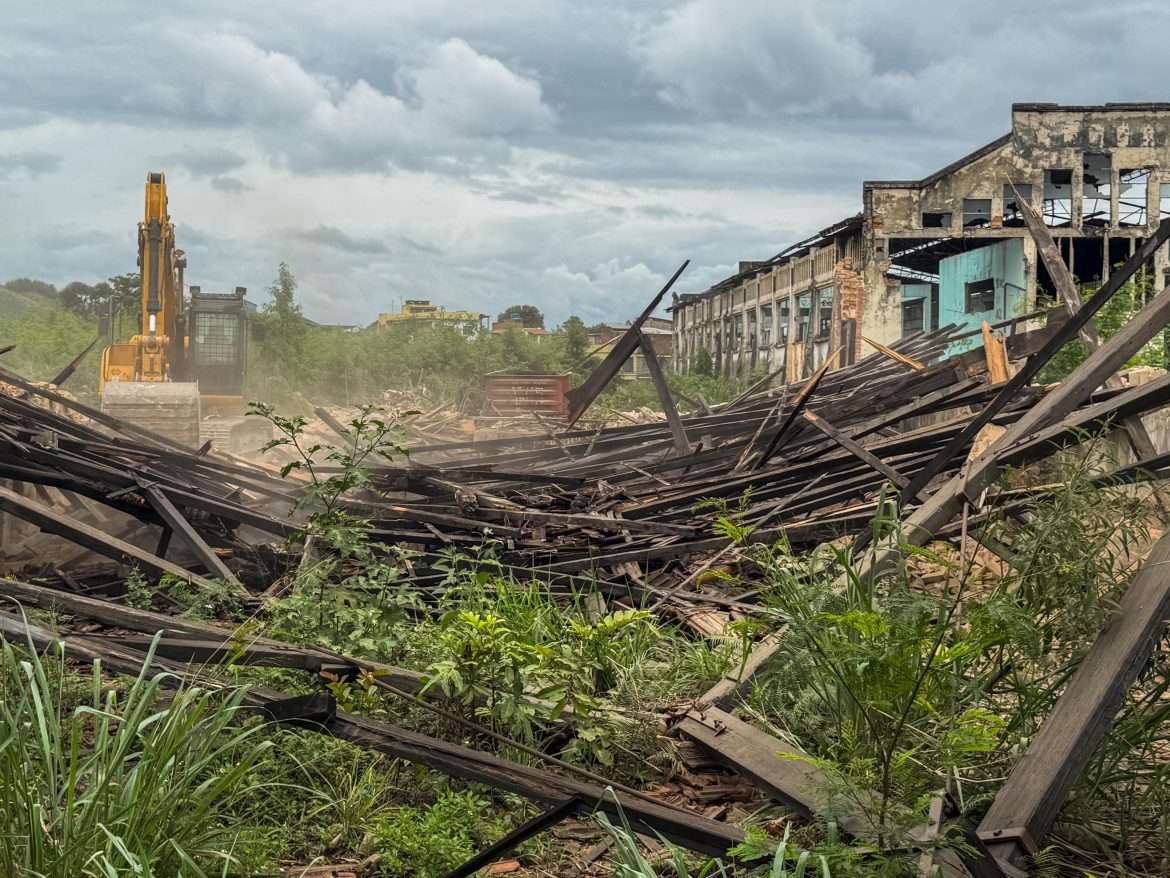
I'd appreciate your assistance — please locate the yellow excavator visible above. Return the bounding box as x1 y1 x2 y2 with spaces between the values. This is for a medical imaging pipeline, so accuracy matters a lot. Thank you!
100 172 257 450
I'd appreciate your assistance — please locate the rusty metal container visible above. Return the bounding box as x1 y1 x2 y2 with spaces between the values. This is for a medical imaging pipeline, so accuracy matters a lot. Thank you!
482 372 571 419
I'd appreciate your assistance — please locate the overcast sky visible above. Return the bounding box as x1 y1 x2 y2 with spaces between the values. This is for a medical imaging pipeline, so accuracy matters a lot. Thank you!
1 2 1166 327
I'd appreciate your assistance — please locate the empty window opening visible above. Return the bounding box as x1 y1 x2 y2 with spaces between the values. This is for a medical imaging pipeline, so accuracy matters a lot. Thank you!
1043 169 1073 227
796 294 811 342
779 299 790 345
963 199 992 228
1161 183 1170 219
1120 168 1150 227
965 278 996 314
1082 153 1112 227
760 305 772 346
902 298 925 335
817 293 833 338
1108 237 1134 275
922 211 952 229
1002 183 1033 227
1071 238 1105 285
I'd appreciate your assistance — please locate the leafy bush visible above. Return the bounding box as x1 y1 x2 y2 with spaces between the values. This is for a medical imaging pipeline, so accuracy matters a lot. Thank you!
374 790 509 878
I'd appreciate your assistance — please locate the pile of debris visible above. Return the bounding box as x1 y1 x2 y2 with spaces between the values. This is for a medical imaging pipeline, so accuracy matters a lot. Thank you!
3 216 1170 876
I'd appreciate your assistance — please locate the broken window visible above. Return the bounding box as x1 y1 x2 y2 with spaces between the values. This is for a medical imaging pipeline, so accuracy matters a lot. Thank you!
760 305 772 346
902 298 925 335
1043 169 1073 227
1082 153 1112 227
965 278 997 314
1160 183 1170 219
796 293 811 342
962 199 992 228
1120 168 1150 227
779 299 790 345
1003 183 1033 227
922 211 953 229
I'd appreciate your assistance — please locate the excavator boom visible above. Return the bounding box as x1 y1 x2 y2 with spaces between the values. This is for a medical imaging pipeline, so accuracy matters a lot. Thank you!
98 173 215 448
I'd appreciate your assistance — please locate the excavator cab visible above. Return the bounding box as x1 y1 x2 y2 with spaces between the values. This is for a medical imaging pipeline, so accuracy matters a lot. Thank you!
187 286 248 408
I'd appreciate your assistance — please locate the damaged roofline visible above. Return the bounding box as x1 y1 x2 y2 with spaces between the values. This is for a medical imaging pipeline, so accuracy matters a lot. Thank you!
864 103 1170 193
863 133 1012 191
673 213 863 306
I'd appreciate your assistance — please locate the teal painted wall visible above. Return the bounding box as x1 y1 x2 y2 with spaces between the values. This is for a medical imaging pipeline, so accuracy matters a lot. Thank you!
938 239 1026 352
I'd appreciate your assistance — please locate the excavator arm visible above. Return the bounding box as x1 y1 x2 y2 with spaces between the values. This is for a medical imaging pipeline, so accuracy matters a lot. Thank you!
99 173 202 445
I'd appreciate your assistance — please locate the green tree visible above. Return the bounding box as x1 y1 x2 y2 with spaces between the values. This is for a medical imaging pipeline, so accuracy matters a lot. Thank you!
266 261 303 322
107 272 141 337
58 281 93 315
692 348 714 377
257 262 308 392
561 315 589 367
497 304 544 329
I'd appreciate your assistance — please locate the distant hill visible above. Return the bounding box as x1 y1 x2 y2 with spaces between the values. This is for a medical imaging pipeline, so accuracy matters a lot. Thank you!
0 284 53 317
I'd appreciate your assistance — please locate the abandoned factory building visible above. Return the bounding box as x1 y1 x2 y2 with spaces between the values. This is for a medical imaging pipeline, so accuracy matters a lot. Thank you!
671 103 1170 380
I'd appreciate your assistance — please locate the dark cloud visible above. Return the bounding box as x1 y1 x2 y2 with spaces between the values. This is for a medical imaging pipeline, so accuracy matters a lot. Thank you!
0 151 61 179
3 1 1169 328
164 148 247 177
290 225 390 255
209 175 251 193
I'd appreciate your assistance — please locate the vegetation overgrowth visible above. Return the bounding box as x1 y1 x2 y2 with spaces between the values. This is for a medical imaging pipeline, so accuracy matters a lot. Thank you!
6 266 1170 875
3 421 1169 875
0 265 741 413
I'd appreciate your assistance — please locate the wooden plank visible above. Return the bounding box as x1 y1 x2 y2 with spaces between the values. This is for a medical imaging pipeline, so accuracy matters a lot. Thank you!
802 410 908 489
564 261 689 426
638 329 690 456
0 483 213 588
861 336 925 370
977 528 1170 870
0 576 429 695
143 484 241 586
981 322 1009 384
675 706 873 837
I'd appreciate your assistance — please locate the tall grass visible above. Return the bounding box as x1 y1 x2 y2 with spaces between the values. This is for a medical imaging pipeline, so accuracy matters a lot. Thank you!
0 631 272 877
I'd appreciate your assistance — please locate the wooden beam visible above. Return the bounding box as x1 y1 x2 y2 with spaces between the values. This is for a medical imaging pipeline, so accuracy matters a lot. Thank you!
675 706 873 837
0 483 213 588
861 336 925 370
564 261 689 426
892 217 1170 511
1 605 742 858
858 246 1170 581
753 347 842 469
638 328 690 456
978 528 1170 870
143 484 241 586
981 321 1009 385
444 796 582 878
1015 192 1163 465
802 410 909 489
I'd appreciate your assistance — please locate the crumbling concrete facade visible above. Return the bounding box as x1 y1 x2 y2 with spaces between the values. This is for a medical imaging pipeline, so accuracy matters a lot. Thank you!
673 103 1170 376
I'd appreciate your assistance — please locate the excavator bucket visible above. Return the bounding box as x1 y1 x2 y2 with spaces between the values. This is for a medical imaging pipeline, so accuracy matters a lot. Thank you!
100 381 202 448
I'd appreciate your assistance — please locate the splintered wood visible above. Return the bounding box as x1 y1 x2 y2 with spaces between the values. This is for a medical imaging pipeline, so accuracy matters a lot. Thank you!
5 220 1170 876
